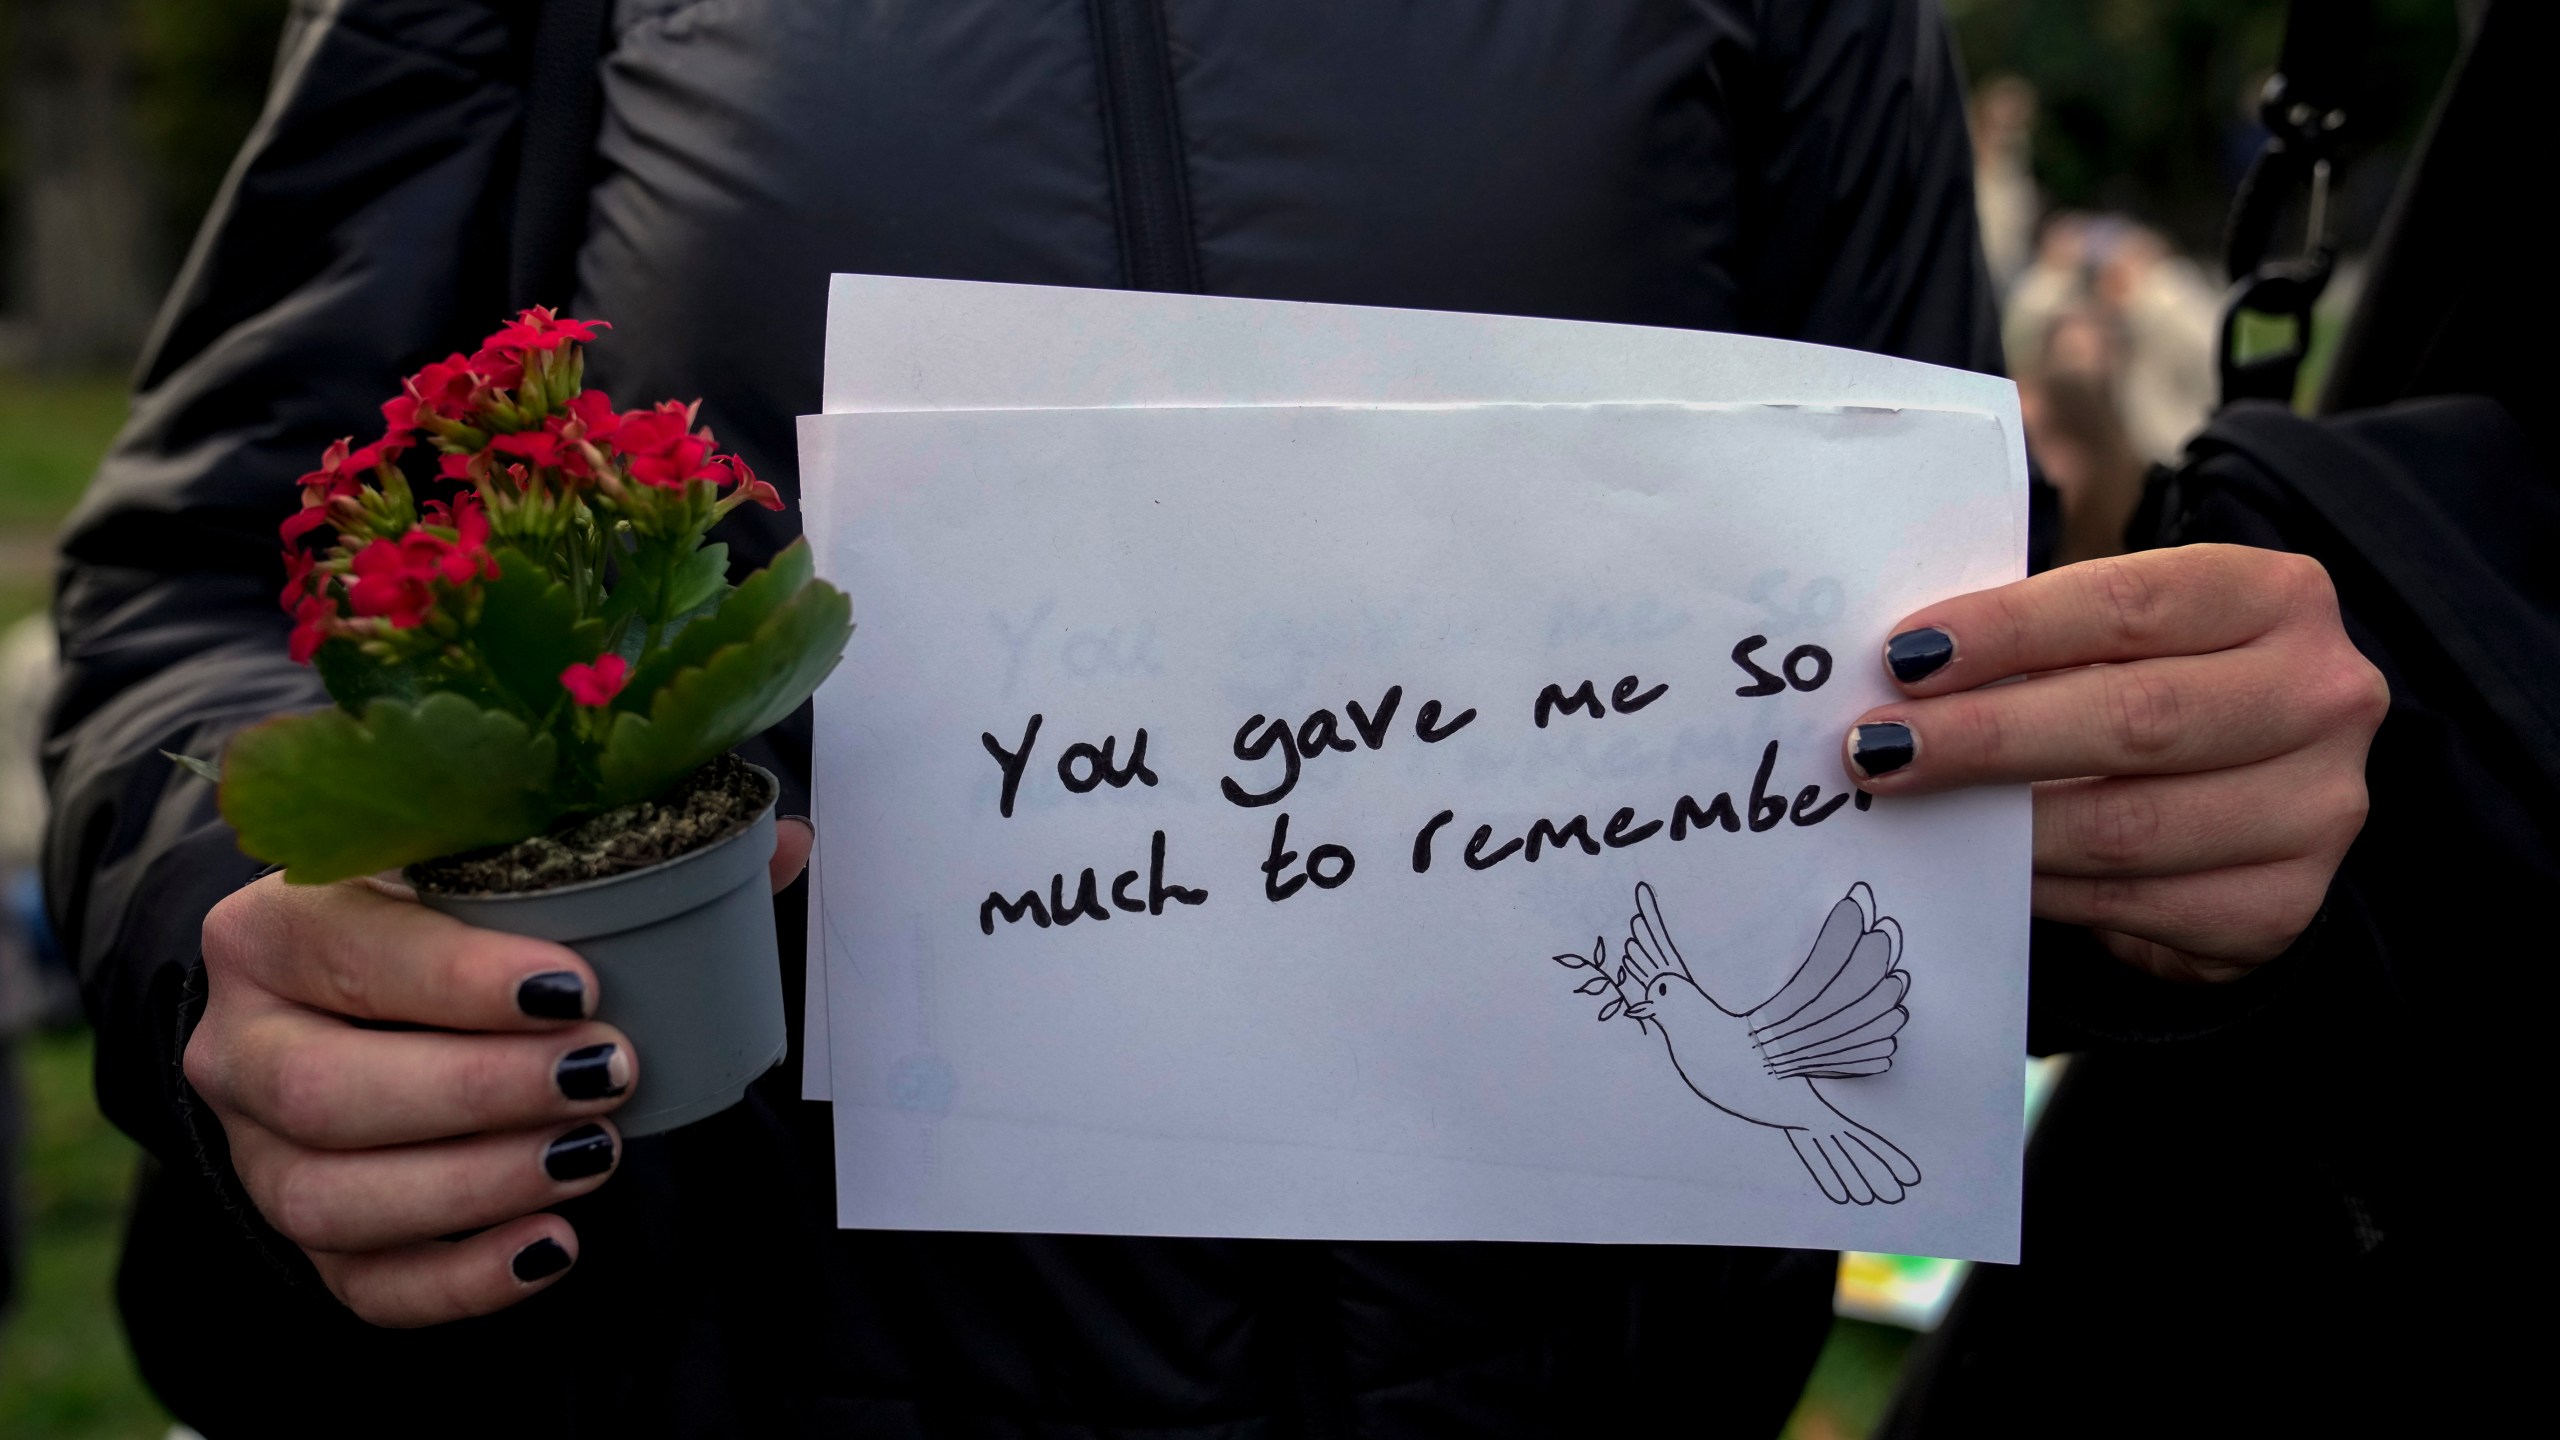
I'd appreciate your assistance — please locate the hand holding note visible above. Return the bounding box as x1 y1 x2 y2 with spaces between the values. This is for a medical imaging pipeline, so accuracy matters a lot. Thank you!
1842 544 2386 983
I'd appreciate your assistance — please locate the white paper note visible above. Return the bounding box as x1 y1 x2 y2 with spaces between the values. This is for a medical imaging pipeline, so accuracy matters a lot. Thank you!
802 399 2027 1260
798 276 2032 1105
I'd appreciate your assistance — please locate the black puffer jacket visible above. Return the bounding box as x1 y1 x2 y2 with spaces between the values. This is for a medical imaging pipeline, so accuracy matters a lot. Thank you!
48 2 2005 1434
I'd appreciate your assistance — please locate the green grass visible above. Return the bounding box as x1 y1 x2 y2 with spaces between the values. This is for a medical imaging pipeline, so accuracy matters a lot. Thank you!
1 368 129 630
0 1030 172 1440
0 373 128 530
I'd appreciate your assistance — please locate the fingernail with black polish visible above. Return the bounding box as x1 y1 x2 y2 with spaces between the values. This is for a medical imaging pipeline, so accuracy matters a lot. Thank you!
556 1043 626 1101
1850 722 1918 779
1885 627 1956 684
511 1236 573 1284
516 971 587 1021
543 1123 617 1182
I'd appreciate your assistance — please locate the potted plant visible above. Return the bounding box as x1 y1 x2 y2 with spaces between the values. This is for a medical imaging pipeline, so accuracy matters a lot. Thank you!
185 308 851 1135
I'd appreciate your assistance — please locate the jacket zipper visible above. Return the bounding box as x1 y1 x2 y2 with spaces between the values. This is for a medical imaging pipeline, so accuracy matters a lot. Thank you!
1089 0 1203 292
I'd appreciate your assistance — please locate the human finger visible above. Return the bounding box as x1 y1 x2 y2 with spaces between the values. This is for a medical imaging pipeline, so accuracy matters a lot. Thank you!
235 1115 621 1255
310 1213 579 1328
1846 645 2333 789
2031 856 2336 969
1876 546 2331 695
204 873 596 1030
200 1013 634 1149
2030 753 2368 880
770 816 814 893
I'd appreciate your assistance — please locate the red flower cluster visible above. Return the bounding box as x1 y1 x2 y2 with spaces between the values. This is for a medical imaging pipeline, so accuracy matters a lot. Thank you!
281 494 495 661
275 307 783 666
345 497 497 627
559 654 630 707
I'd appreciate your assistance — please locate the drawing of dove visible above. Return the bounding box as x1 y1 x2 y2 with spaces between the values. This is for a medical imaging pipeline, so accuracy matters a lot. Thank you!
1615 881 1922 1205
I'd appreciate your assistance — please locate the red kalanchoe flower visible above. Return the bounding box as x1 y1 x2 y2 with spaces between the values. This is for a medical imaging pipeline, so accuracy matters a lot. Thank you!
279 503 334 545
286 594 337 665
407 354 488 420
559 653 629 707
296 437 364 503
715 453 784 511
490 429 566 471
417 494 498 584
436 451 478 483
613 401 720 489
345 534 448 628
565 389 622 444
381 392 422 440
486 306 609 355
343 433 410 473
278 547 317 611
468 343 525 393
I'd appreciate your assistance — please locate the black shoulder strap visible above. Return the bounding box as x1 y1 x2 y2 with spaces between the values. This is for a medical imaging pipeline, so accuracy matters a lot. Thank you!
2217 0 2370 407
508 0 612 314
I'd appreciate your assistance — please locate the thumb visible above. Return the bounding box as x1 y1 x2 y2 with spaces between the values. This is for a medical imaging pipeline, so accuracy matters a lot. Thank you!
769 817 815 893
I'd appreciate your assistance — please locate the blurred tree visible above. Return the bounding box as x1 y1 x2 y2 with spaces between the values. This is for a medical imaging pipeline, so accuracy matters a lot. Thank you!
0 0 288 370
5 0 154 370
130 0 293 272
1947 0 2460 259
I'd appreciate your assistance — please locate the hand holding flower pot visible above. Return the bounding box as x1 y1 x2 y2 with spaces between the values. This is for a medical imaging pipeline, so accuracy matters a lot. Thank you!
205 308 851 1134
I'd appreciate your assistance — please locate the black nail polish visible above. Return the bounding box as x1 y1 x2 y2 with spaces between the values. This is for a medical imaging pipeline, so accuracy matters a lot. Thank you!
1885 627 1955 684
516 971 587 1021
511 1236 573 1283
543 1124 617 1182
556 1044 625 1101
1850 722 1917 778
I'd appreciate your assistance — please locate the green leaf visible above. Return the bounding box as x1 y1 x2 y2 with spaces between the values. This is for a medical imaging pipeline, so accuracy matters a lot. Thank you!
617 539 816 714
314 639 420 714
162 750 222 784
475 548 603 715
662 542 730 620
219 693 564 884
600 539 728 641
597 575 851 806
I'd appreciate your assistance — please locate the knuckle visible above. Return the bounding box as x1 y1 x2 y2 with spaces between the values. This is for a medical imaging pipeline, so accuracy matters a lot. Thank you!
2343 655 2392 730
453 1042 528 1129
179 1023 229 1106
2313 773 2372 856
2078 785 2164 869
2278 549 2334 603
1985 585 2036 665
1946 694 2009 772
2105 666 2184 759
2091 557 2166 649
200 882 268 973
259 1041 344 1143
258 1152 336 1250
2078 876 2143 926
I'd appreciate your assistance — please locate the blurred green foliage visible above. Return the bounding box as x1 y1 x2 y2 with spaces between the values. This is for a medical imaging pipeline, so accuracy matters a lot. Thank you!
127 0 295 270
0 1031 171 1440
1948 0 2460 255
0 373 127 530
0 0 291 310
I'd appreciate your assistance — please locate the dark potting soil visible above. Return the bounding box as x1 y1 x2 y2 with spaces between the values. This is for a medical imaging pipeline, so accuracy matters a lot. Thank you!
407 754 774 895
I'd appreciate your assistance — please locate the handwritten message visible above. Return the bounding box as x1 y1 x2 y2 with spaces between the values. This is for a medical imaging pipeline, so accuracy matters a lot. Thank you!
802 399 2029 1260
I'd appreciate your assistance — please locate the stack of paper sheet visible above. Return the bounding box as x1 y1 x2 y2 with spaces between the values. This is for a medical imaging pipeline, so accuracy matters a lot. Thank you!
795 275 2029 1262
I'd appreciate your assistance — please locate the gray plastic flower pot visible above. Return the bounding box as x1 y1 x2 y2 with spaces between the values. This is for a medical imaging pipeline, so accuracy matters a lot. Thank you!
414 766 786 1137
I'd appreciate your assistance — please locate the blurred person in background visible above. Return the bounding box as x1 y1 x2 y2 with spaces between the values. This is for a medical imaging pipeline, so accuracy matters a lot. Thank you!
1970 75 2040 294
2005 213 2218 565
